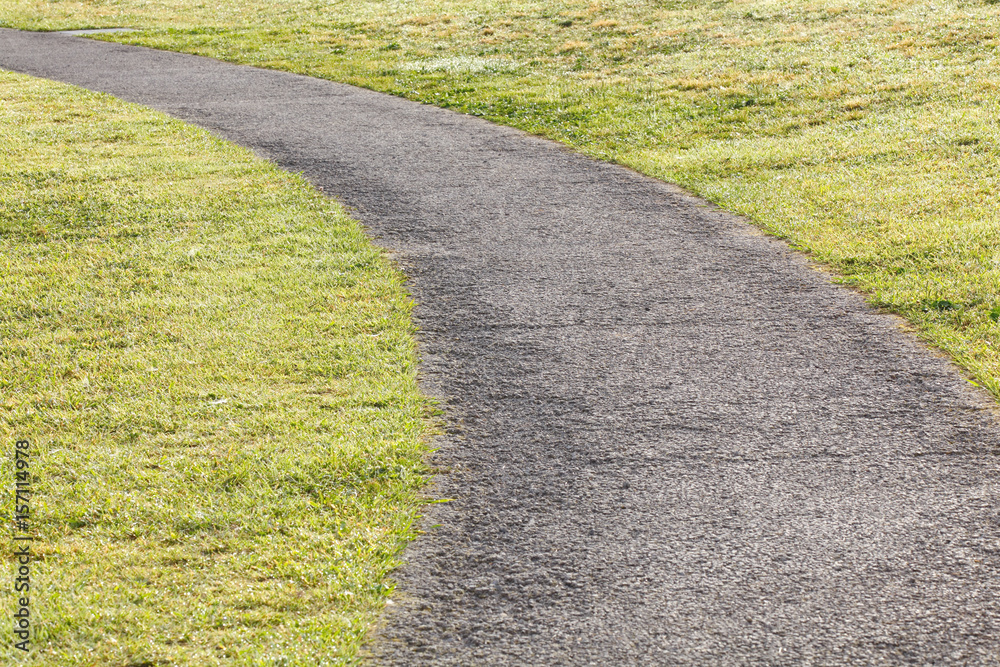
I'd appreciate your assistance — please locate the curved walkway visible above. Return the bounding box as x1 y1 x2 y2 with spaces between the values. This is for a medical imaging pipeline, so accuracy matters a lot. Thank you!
3 29 999 665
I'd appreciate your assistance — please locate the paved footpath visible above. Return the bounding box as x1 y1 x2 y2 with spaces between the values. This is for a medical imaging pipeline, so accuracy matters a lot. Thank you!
3 29 1000 665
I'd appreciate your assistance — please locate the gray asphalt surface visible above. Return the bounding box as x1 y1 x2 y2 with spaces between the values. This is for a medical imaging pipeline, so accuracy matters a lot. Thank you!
3 29 1000 665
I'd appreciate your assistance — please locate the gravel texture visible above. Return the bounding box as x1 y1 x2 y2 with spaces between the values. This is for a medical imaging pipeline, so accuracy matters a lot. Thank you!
2 29 999 665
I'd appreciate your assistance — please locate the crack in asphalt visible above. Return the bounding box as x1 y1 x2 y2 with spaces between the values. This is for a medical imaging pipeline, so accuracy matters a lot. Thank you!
2 28 999 665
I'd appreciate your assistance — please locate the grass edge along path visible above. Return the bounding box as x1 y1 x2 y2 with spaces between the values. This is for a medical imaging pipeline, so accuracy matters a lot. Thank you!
2 0 997 396
0 70 432 666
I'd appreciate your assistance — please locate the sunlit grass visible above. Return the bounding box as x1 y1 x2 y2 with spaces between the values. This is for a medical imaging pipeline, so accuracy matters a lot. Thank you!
3 0 996 393
0 71 430 666
1 2 999 661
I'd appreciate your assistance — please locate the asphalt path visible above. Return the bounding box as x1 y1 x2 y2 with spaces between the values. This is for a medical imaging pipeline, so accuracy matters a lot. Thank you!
3 29 999 665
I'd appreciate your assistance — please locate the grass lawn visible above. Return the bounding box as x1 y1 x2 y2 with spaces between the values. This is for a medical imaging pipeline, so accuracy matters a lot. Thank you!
2 0 1000 663
0 71 430 665
3 0 997 394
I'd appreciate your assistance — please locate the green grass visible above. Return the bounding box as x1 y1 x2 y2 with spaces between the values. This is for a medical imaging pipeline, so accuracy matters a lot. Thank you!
1 0 999 661
3 0 997 394
0 71 431 665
